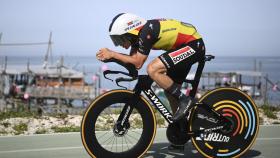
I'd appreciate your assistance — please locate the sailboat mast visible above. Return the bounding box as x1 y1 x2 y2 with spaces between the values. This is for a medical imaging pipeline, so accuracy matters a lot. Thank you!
43 32 53 68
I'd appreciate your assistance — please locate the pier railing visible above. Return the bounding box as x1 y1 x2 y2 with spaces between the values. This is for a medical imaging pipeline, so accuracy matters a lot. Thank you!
24 86 95 99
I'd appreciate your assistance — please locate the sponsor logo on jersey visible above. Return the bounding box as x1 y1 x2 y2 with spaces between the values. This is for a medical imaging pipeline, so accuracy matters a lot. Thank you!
168 46 195 64
162 28 176 33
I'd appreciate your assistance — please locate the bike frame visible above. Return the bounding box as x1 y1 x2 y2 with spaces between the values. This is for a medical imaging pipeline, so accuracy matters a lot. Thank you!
116 59 207 126
111 55 229 136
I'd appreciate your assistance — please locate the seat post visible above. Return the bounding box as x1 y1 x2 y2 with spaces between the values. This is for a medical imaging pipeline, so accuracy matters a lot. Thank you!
189 60 205 98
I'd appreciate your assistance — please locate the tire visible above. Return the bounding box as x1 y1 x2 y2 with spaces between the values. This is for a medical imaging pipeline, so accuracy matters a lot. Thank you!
81 90 157 158
190 87 259 158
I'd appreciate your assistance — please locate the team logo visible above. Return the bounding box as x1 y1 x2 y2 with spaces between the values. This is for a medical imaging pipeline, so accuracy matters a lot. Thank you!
168 46 196 64
196 132 230 143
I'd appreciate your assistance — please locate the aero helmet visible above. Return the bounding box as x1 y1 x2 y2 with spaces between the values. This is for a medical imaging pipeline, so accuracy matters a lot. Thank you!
109 13 147 46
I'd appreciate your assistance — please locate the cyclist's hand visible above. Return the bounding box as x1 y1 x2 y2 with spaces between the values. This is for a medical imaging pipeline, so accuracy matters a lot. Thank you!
96 48 114 62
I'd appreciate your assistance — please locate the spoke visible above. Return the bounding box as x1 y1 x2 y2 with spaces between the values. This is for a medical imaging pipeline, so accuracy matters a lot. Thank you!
100 134 115 145
126 132 140 141
110 136 116 152
124 135 131 150
115 136 118 152
96 130 111 140
124 134 134 145
130 130 142 135
122 137 123 152
103 135 116 151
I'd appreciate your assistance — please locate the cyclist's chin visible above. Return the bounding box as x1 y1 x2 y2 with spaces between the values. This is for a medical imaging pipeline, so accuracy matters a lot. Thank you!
122 45 130 49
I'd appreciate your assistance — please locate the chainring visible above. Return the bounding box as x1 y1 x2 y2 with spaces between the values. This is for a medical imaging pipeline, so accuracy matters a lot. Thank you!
166 121 190 145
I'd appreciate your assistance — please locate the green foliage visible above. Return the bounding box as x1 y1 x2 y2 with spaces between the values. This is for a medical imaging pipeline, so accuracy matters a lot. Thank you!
261 104 280 111
35 128 48 134
0 130 8 135
51 126 80 133
13 122 28 135
1 122 11 128
50 113 68 119
260 105 278 119
259 116 264 125
155 112 166 127
133 117 143 128
0 111 36 121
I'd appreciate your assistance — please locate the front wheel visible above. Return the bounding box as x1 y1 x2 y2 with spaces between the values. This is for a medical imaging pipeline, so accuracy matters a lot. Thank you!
81 90 157 158
190 87 259 158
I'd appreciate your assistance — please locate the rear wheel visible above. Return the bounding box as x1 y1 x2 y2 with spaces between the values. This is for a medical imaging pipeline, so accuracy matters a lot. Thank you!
190 87 259 158
81 90 156 158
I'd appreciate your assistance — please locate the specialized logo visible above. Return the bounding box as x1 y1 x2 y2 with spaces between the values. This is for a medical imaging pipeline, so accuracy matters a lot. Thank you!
125 20 142 32
169 46 196 64
144 89 173 123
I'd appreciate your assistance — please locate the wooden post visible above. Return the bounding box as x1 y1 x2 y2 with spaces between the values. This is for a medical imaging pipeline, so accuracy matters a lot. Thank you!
0 32 2 44
57 56 63 113
4 56 7 112
253 59 257 98
264 74 268 105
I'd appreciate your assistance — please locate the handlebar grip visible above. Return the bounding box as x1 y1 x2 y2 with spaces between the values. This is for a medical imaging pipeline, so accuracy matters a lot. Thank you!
115 77 137 89
115 77 136 83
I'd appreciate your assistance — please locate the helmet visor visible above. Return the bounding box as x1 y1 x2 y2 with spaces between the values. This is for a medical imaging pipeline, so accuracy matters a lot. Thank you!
110 35 127 46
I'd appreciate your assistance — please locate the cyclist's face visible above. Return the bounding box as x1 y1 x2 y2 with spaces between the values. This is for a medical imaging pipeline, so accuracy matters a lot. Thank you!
121 40 131 49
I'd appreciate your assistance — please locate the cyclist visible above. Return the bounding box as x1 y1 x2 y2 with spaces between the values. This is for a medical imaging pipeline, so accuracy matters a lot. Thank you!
97 13 205 123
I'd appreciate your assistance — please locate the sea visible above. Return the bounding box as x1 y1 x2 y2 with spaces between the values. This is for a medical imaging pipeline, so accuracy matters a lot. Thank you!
1 55 280 105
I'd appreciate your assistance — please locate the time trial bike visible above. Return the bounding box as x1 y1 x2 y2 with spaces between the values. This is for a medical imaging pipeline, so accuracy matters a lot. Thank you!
81 55 259 158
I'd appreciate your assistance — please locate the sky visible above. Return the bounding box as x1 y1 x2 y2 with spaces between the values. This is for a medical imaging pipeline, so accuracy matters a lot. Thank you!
0 0 280 57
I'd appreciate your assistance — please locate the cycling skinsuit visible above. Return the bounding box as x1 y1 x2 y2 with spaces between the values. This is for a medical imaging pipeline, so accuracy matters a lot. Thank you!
132 19 205 84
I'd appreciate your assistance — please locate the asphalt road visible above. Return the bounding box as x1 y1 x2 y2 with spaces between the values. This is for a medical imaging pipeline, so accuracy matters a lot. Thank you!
0 125 279 158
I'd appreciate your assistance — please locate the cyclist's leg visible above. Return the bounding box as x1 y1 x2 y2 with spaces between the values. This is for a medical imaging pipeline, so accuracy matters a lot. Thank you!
147 58 173 89
157 39 205 121
164 90 179 114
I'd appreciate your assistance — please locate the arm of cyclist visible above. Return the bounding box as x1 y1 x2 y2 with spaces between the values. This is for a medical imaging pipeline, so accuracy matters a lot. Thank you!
96 47 147 69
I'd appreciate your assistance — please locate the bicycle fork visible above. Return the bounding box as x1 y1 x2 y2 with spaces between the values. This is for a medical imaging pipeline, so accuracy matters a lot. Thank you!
114 99 136 135
114 75 155 133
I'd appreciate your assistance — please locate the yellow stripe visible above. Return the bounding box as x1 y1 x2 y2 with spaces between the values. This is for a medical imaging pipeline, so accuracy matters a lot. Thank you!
128 29 139 35
205 143 213 149
213 100 248 127
218 149 229 153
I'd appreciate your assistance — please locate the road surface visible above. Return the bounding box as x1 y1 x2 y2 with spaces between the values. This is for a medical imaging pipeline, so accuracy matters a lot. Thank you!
0 125 279 158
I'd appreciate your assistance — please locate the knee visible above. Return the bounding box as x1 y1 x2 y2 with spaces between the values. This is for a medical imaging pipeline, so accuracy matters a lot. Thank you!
147 62 156 77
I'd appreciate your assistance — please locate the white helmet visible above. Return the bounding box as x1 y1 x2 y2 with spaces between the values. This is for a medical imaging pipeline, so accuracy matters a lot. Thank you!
109 13 147 46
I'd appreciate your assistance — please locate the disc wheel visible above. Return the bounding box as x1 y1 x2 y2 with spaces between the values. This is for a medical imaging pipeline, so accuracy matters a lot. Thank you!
190 87 259 158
